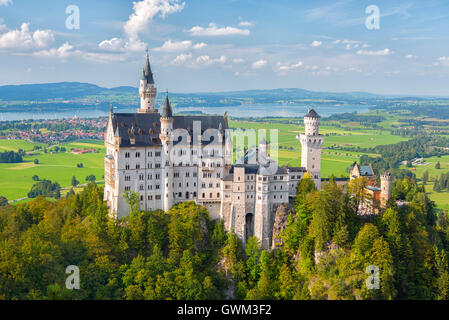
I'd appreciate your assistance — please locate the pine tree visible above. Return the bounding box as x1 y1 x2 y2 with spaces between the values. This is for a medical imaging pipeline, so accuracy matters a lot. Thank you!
422 170 429 185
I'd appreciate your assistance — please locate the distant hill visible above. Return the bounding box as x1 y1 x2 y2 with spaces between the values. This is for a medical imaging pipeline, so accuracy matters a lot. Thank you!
0 82 137 101
0 82 387 102
0 82 444 113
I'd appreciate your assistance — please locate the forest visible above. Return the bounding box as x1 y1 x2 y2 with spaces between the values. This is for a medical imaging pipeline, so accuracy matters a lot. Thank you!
0 150 23 163
0 175 448 300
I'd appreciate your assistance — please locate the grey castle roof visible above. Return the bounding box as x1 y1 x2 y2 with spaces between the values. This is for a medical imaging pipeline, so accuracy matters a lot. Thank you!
111 113 228 147
162 92 173 118
230 162 288 176
142 53 155 84
305 108 320 118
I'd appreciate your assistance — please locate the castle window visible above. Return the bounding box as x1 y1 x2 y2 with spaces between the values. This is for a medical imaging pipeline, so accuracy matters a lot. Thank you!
125 186 131 191
136 164 140 169
140 195 143 201
202 193 205 198
193 192 197 197
125 164 130 170
202 183 206 188
139 185 144 191
125 152 130 158
178 192 182 197
156 195 161 200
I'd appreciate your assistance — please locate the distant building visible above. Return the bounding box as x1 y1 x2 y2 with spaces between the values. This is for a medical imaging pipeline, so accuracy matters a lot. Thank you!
350 161 392 214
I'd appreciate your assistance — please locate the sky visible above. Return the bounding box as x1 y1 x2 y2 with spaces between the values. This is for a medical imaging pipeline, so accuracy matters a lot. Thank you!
1 0 449 95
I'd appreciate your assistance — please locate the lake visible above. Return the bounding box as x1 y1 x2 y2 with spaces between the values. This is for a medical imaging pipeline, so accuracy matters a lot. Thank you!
0 103 370 121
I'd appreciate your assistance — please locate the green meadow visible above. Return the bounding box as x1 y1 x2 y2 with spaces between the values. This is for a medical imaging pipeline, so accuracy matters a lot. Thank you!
400 155 449 209
0 139 105 200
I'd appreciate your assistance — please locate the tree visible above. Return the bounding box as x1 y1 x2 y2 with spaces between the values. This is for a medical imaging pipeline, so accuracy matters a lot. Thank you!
34 159 39 165
435 247 449 300
245 236 262 285
0 195 8 206
86 174 96 183
32 175 39 181
422 170 429 185
434 178 441 192
71 176 79 187
124 190 140 216
436 162 441 170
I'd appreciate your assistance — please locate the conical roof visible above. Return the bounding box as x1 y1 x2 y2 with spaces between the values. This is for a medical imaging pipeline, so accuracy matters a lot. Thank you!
162 91 173 118
305 108 320 118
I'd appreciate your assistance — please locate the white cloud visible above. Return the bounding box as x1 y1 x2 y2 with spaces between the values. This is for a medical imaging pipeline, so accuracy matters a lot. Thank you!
252 59 267 69
99 0 185 53
154 39 207 52
405 54 417 59
311 40 322 47
0 23 54 49
356 48 392 56
238 21 253 27
232 58 245 63
192 42 207 49
196 55 227 65
187 23 250 36
171 52 192 64
0 0 12 6
97 37 146 52
437 56 449 66
99 38 124 51
277 60 303 71
124 0 185 40
33 42 76 58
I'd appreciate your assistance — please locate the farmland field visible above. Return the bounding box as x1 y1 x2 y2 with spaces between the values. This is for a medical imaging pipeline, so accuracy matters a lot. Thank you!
0 139 104 200
400 155 449 209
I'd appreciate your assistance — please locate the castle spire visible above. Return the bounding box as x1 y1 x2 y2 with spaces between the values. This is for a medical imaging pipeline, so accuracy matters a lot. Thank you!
162 90 173 118
144 49 155 84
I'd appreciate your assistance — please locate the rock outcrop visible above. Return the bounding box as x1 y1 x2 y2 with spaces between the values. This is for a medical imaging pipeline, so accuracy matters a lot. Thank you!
271 203 295 250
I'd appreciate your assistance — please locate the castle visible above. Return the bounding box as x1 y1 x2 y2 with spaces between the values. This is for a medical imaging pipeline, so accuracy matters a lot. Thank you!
103 53 386 249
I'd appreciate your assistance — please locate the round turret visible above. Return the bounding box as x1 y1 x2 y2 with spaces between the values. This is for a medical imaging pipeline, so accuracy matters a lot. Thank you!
304 108 321 136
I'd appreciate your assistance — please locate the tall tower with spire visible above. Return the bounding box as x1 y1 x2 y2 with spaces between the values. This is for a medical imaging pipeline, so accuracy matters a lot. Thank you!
298 108 323 189
138 50 158 114
159 91 174 211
